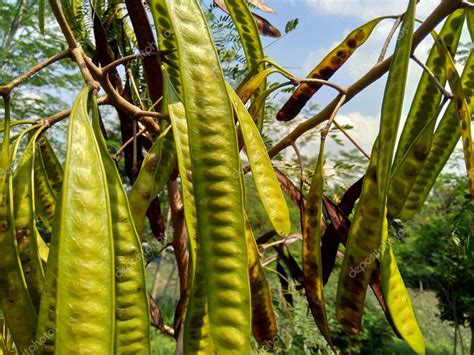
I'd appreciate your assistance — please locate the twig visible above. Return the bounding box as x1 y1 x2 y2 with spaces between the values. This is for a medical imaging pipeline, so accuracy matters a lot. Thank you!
291 77 347 95
83 55 165 133
39 95 109 127
0 50 70 97
112 126 147 160
459 1 474 9
260 234 302 252
321 94 346 138
102 52 164 75
48 0 99 90
378 16 402 63
411 54 453 99
267 0 462 159
333 120 371 159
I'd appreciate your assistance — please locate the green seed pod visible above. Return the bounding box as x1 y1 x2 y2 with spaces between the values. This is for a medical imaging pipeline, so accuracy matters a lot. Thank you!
91 97 151 354
227 85 291 237
38 88 115 354
400 49 474 219
388 10 465 219
13 130 46 310
150 1 251 353
302 140 334 349
0 102 37 352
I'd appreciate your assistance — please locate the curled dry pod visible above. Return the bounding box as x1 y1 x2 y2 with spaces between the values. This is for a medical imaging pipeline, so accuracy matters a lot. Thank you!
245 216 278 345
13 129 46 310
277 16 388 121
38 87 115 353
302 140 334 350
150 0 251 353
388 10 465 219
90 97 151 354
228 85 291 237
0 102 37 352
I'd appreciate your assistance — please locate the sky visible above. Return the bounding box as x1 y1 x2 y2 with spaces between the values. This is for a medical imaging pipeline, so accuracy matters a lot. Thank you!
234 0 471 158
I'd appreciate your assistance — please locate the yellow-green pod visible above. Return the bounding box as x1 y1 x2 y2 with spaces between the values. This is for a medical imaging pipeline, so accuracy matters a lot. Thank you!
227 84 291 237
380 218 424 354
388 10 465 219
163 72 214 354
40 88 115 354
400 47 474 219
128 127 173 237
277 16 389 121
38 138 63 197
90 97 151 354
377 0 415 199
150 0 251 353
336 142 381 334
154 0 213 348
302 140 333 349
13 129 46 310
33 148 57 231
245 215 277 345
0 101 37 352
432 33 473 196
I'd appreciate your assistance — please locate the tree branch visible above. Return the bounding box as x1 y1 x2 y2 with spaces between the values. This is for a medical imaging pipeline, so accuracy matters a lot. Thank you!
267 0 462 159
0 50 70 97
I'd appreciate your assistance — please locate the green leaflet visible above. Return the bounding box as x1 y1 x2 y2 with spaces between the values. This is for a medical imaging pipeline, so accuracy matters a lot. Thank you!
150 1 251 353
39 0 45 33
90 96 151 354
400 49 474 219
128 126 174 237
39 88 115 353
388 10 465 219
302 139 333 349
227 84 291 237
377 0 415 200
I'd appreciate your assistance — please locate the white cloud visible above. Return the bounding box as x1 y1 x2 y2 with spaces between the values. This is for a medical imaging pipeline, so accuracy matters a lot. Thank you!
305 0 439 20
